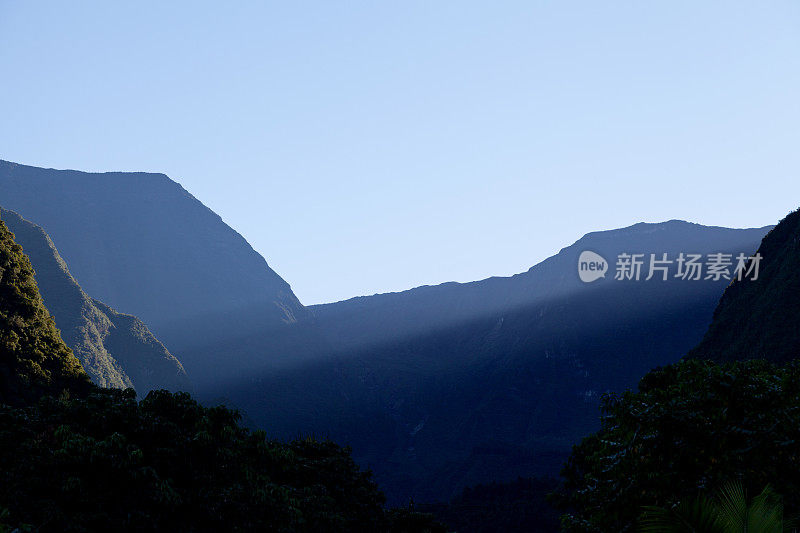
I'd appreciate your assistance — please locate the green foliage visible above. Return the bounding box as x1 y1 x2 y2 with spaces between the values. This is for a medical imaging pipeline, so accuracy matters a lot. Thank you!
0 215 444 531
0 218 90 405
640 482 789 533
0 387 396 532
555 359 800 532
640 493 725 533
1 208 188 393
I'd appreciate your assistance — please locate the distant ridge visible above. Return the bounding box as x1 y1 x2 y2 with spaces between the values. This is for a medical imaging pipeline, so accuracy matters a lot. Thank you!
227 219 772 504
310 219 773 353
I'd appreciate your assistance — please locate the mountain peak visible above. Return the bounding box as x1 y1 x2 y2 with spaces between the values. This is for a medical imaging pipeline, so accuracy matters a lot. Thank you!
0 160 307 385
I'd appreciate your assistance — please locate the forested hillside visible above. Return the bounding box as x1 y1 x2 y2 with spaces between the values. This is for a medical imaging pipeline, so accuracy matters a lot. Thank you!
689 208 800 363
1 208 188 394
0 160 308 386
0 219 443 532
558 207 800 532
0 217 90 405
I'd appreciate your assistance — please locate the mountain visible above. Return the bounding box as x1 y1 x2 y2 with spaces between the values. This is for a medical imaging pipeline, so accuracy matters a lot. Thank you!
0 160 307 385
0 159 775 506
219 220 770 504
0 214 442 532
689 208 800 363
0 208 188 394
0 216 90 405
557 206 800 532
310 220 773 352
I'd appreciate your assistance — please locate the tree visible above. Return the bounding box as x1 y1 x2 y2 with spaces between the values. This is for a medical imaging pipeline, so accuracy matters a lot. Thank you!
0 388 413 531
555 359 800 532
640 482 788 533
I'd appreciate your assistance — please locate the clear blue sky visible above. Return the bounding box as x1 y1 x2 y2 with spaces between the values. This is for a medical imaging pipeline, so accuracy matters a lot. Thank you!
1 1 798 304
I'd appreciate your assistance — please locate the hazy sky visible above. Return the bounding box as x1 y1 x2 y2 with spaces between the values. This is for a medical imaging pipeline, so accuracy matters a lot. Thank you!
1 1 798 304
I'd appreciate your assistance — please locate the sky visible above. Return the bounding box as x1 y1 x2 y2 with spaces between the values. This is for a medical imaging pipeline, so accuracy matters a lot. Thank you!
1 1 798 304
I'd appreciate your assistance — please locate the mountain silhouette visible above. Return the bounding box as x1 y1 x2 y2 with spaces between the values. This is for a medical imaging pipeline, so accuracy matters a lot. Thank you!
0 160 307 385
1 159 774 505
220 220 770 503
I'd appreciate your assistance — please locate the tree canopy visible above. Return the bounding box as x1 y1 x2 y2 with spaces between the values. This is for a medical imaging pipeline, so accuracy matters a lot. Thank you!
555 359 800 532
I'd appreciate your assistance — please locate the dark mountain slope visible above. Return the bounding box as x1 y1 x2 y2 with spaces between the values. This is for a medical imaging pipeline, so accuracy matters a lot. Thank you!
1 208 188 393
0 217 90 405
689 208 800 363
0 160 307 383
311 220 771 353
221 220 770 504
557 209 800 532
0 220 441 532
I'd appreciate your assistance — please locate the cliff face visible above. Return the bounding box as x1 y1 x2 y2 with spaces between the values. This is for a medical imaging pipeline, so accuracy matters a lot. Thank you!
0 160 307 383
689 208 800 363
1 208 188 394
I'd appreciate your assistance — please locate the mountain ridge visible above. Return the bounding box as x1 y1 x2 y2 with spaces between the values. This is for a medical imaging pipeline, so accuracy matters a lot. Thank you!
0 159 307 385
222 219 771 504
308 219 772 355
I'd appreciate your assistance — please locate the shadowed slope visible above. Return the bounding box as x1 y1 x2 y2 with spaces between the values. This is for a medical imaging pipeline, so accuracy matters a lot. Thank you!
689 208 800 363
222 220 770 504
0 208 189 394
0 160 306 384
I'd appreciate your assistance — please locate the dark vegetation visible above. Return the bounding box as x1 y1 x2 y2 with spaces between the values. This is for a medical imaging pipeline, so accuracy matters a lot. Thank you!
0 388 444 532
7 160 799 532
557 208 800 532
0 215 443 532
555 359 800 532
640 481 788 532
0 161 773 506
223 223 766 505
0 218 89 405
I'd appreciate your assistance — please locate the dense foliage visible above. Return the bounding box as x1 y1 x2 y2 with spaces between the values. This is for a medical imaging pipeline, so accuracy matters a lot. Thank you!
0 387 449 532
555 359 800 532
640 482 787 533
0 219 89 405
0 219 444 532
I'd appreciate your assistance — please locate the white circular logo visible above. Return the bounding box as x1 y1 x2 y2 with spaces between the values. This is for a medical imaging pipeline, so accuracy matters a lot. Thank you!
578 251 608 283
